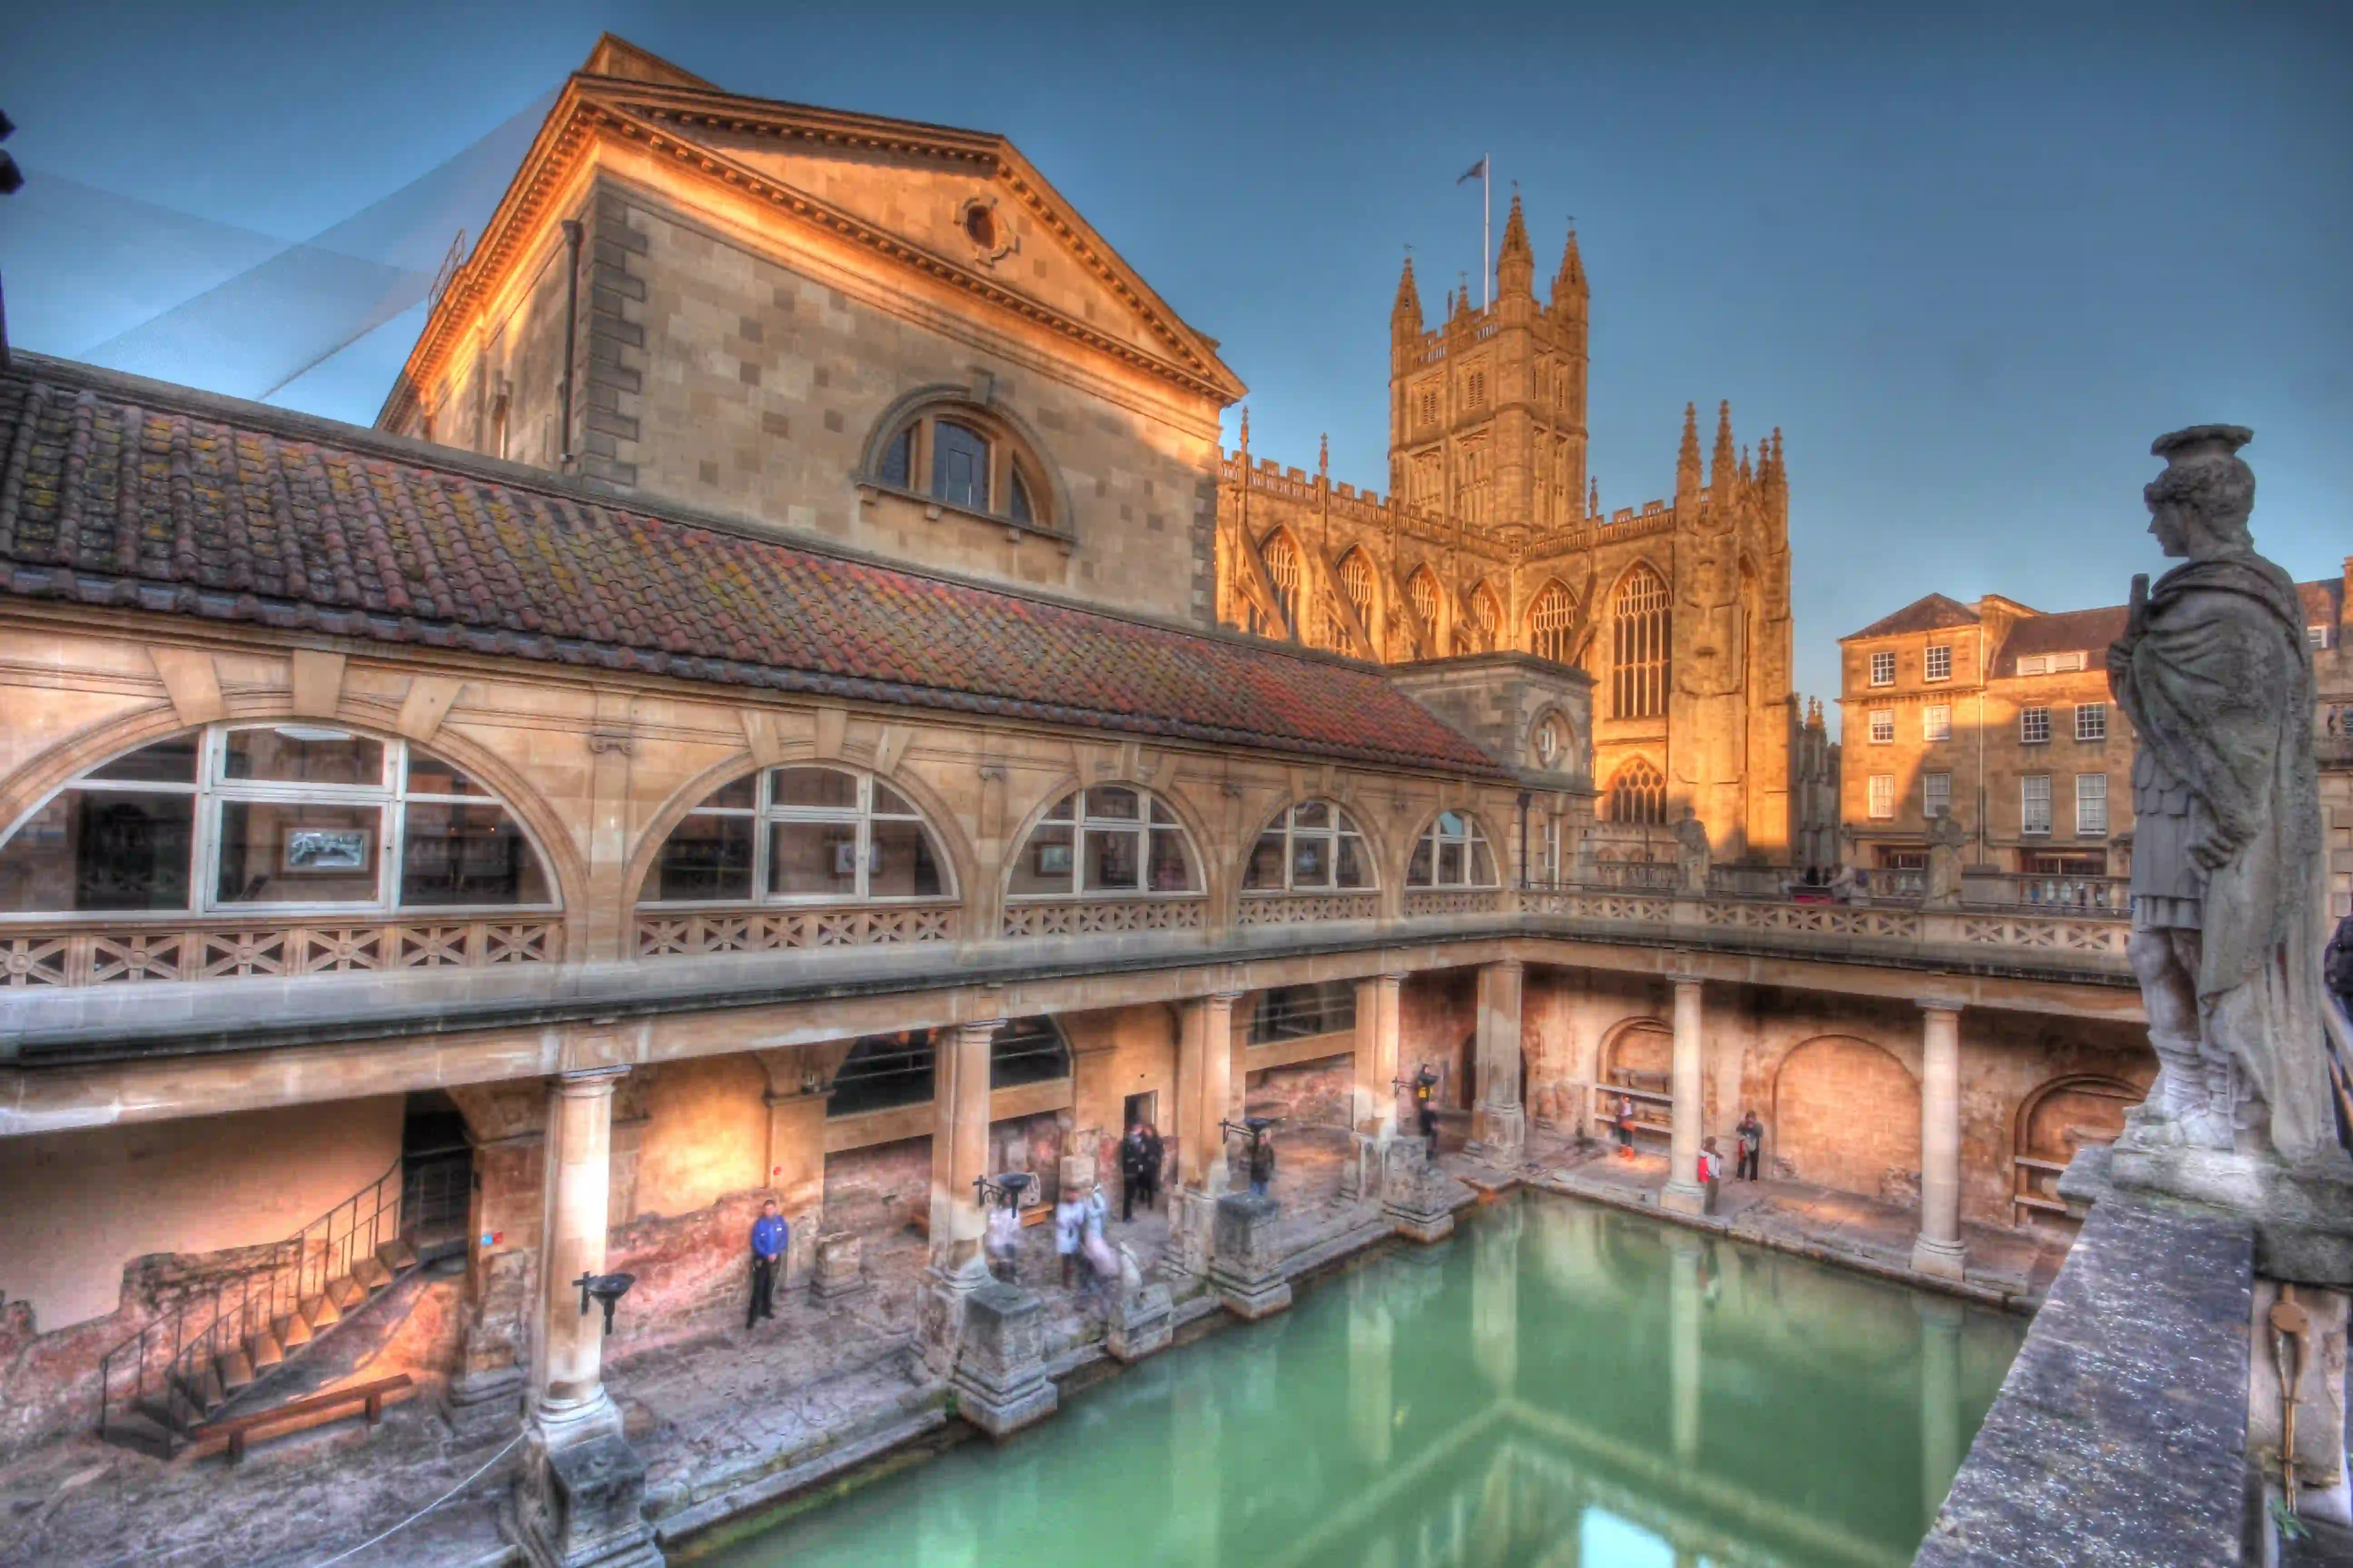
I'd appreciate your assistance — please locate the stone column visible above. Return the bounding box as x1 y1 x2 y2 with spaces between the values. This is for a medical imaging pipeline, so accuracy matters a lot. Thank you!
928 1019 1002 1284
1660 975 1708 1215
1174 992 1241 1276
1353 972 1404 1139
1667 1229 1704 1464
533 1067 625 1433
1916 1296 1965 1522
1912 999 1967 1281
1471 960 1526 1163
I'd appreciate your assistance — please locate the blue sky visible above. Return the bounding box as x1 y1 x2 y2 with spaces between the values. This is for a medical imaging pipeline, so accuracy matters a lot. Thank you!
2 0 2346 724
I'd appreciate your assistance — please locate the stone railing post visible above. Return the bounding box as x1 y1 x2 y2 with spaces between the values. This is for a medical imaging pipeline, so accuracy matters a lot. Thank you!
1912 998 1968 1280
1470 959 1526 1163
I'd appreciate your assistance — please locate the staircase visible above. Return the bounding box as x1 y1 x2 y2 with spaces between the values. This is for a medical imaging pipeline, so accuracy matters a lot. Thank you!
96 1160 427 1458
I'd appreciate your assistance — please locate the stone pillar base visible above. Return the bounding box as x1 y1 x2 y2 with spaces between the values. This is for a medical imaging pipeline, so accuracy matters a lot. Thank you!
513 1405 661 1568
949 1281 1058 1439
1380 1138 1461 1244
811 1232 868 1301
1104 1281 1174 1363
1910 1235 1967 1281
441 1364 526 1443
918 1260 990 1374
2111 1129 2353 1286
1660 1179 1712 1217
1172 1186 1219 1279
1469 1101 1525 1166
1209 1192 1293 1320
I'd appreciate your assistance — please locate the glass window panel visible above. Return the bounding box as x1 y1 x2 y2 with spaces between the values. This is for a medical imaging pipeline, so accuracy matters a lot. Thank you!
1292 801 1330 830
1290 833 1331 889
880 426 913 489
1149 799 1179 826
400 803 549 906
701 775 758 811
1244 831 1286 890
1040 793 1077 823
768 819 858 898
1085 826 1141 892
1086 787 1140 821
650 811 756 901
404 751 495 798
1147 828 1194 892
1439 841 1467 885
1008 468 1035 526
869 820 944 898
990 1017 1071 1089
0 789 194 913
1009 821 1074 895
931 420 990 511
86 736 199 785
829 1031 935 1118
769 767 859 811
1469 840 1498 886
1436 811 1467 838
871 783 920 818
1335 836 1369 889
215 800 381 905
223 727 385 787
1408 839 1433 885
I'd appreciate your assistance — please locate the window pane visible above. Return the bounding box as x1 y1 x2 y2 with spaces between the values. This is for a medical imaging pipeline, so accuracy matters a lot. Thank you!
0 790 194 913
400 803 549 906
1408 840 1433 885
931 420 989 511
1085 826 1141 891
650 811 755 901
1086 786 1140 821
1437 811 1467 838
1439 841 1466 885
880 426 913 489
1147 828 1194 892
1245 831 1286 890
869 820 944 897
216 801 381 905
1008 468 1035 525
830 1030 935 1118
872 783 920 817
1469 840 1498 886
1290 832 1331 889
223 727 385 787
1293 801 1330 830
702 775 758 811
1336 836 1369 889
1009 822 1074 895
769 767 858 810
405 751 495 798
768 819 857 898
1040 793 1077 823
86 736 199 785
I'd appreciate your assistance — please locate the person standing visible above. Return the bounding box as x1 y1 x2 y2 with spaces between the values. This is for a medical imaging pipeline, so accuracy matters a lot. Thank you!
1118 1122 1150 1222
1138 1123 1165 1213
1054 1186 1087 1288
1615 1094 1637 1159
1735 1110 1764 1181
1247 1131 1276 1198
747 1198 786 1329
1413 1065 1440 1148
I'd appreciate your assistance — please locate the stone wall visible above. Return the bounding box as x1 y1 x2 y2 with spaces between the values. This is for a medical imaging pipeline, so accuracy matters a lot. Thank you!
1243 1052 1354 1131
820 1135 931 1239
1400 969 1477 1108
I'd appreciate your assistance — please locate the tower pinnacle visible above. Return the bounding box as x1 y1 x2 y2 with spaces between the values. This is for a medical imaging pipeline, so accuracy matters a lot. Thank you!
1711 400 1736 488
1676 402 1701 498
1497 193 1533 298
1552 225 1587 317
1391 253 1423 339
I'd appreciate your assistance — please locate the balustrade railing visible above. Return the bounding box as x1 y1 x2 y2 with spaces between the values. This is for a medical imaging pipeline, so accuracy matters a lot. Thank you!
637 903 957 958
1236 893 1381 926
1 916 560 989
1002 899 1206 938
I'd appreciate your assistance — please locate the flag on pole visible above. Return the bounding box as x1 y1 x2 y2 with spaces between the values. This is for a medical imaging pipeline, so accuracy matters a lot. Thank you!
1457 156 1488 185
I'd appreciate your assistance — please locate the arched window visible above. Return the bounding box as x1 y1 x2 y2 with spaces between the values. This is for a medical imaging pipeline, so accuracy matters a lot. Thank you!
1407 567 1441 641
1245 801 1375 892
1606 759 1666 824
826 1016 1070 1118
1261 532 1302 633
869 401 1051 531
1469 582 1502 648
1528 579 1577 663
1611 565 1671 717
1007 786 1201 899
0 725 555 916
1337 551 1374 627
642 766 952 905
1406 811 1498 889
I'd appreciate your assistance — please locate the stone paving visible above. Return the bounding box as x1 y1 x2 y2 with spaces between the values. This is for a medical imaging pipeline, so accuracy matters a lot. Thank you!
0 1122 2062 1568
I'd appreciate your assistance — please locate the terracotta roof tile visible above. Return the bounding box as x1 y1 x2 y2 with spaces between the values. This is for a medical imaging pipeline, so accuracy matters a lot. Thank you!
0 362 1503 778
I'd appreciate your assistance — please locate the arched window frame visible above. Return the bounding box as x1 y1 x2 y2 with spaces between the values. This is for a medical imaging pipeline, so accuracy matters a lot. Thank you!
1261 530 1303 633
1405 810 1499 889
1006 785 1204 902
1243 800 1377 893
1406 567 1441 642
1527 579 1577 663
1336 550 1374 627
1606 759 1667 825
1611 564 1672 718
860 390 1065 539
1469 582 1502 648
638 765 957 908
0 722 560 920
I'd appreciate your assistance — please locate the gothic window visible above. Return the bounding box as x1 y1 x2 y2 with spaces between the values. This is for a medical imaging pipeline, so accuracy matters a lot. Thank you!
0 725 556 916
1337 550 1374 626
1244 800 1376 892
1407 567 1442 641
1470 583 1502 646
1319 593 1351 652
1604 759 1666 825
1007 786 1201 900
1466 369 1487 409
1261 531 1303 633
1610 565 1671 718
865 401 1055 532
1406 810 1498 889
1417 385 1439 427
1527 579 1577 663
643 766 952 905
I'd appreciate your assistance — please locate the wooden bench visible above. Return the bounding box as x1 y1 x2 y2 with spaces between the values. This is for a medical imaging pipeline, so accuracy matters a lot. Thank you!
197 1373 413 1463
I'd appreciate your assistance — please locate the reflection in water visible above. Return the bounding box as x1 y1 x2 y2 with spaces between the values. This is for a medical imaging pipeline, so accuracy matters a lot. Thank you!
692 1194 2022 1568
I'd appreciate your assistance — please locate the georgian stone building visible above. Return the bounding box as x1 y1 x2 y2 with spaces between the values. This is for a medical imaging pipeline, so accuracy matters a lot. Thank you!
0 36 2155 1510
1211 204 1805 865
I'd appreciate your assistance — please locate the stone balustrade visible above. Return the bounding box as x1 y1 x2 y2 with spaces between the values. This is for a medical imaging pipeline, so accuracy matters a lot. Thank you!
0 916 563 988
637 903 959 959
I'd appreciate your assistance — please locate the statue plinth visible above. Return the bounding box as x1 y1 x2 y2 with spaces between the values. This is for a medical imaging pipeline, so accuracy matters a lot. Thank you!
2109 1118 2353 1285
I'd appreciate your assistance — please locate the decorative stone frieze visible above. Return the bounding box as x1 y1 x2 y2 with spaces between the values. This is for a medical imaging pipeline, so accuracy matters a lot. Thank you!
1002 900 1207 938
0 919 561 989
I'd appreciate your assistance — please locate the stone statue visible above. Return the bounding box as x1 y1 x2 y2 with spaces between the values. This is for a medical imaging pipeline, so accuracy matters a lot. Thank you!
2107 425 2330 1159
1923 811 1967 909
1673 804 1711 895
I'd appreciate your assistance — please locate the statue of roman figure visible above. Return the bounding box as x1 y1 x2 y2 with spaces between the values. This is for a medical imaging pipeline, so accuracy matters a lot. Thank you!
2107 425 2331 1158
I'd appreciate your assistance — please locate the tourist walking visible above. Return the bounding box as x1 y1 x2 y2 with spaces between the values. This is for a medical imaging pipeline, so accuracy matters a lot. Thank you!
1247 1131 1276 1197
746 1198 786 1329
1615 1094 1637 1158
1054 1186 1088 1288
1414 1064 1440 1147
1735 1110 1764 1181
985 1197 1022 1284
1139 1123 1165 1212
1119 1122 1151 1221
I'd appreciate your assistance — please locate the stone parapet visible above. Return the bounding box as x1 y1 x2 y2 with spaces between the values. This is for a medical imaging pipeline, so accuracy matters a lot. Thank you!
948 1282 1057 1439
1103 1281 1173 1363
1208 1193 1293 1320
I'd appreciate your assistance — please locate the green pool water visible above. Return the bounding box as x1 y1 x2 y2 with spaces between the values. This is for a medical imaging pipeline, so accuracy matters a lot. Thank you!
692 1193 2024 1568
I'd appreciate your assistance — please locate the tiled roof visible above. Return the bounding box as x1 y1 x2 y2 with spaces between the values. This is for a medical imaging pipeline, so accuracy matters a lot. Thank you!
1997 605 2129 673
1841 593 1981 641
0 359 1503 778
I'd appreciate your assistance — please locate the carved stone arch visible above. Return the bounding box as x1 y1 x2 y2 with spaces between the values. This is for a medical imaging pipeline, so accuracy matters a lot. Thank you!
1466 579 1504 650
622 749 981 920
1402 799 1508 888
0 705 588 918
1526 702 1584 776
2012 1072 2142 1165
1256 526 1307 637
1602 757 1667 825
1001 772 1222 910
1605 558 1673 719
1526 575 1580 663
856 382 1076 535
1333 546 1377 628
1403 561 1446 646
1769 1034 1920 1202
1232 791 1394 915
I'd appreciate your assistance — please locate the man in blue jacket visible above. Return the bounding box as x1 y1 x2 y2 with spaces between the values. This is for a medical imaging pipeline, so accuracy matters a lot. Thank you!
748 1198 787 1328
